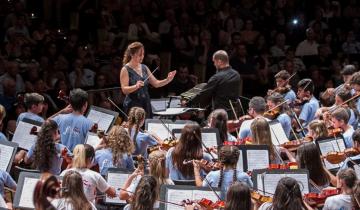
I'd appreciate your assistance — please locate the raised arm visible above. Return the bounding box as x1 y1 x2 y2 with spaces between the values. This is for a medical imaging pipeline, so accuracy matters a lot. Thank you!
120 67 144 94
147 67 176 88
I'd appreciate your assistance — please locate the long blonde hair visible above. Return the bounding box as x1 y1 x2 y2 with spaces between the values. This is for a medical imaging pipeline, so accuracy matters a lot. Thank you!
107 125 135 165
148 150 169 185
308 120 328 139
123 42 144 65
250 118 276 161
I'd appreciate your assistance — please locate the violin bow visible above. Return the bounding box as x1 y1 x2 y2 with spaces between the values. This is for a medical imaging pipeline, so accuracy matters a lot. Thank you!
269 127 285 164
229 100 240 137
158 118 176 139
328 92 360 113
107 97 128 120
266 99 289 113
203 176 222 201
237 98 246 116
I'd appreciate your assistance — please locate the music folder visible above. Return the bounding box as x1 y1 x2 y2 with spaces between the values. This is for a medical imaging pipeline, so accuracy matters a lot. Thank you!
86 105 119 133
14 172 41 210
145 119 190 140
12 118 42 151
316 136 346 171
105 168 134 205
0 140 18 172
269 120 289 146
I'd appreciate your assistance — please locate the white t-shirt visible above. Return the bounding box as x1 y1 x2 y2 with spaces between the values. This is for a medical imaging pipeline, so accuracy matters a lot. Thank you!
51 198 97 210
323 194 352 210
60 168 110 203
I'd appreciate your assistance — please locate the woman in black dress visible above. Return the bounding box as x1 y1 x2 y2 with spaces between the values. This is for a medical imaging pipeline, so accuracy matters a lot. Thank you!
120 42 176 118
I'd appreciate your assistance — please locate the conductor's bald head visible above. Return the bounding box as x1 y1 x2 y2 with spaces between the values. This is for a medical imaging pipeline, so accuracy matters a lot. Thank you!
212 50 230 70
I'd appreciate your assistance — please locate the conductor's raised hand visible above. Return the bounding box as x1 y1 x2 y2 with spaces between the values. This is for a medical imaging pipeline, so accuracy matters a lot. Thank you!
167 70 177 82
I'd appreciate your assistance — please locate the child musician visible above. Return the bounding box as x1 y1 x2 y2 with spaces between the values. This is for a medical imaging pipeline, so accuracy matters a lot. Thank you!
166 123 212 180
51 88 94 151
208 109 237 142
239 96 267 139
296 143 337 192
94 125 135 176
266 93 292 138
60 144 116 203
258 177 313 210
16 92 45 125
51 171 97 209
123 176 158 210
120 150 173 206
307 119 328 140
269 70 297 104
341 129 360 170
323 168 357 210
193 145 253 200
23 119 72 175
296 78 319 129
127 107 162 157
331 107 354 148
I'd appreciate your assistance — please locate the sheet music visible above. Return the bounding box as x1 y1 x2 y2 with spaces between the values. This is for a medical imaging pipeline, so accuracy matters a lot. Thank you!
85 133 101 149
18 177 38 208
151 100 167 112
318 139 346 170
247 150 269 171
236 150 244 172
12 121 40 150
87 109 114 132
201 133 218 148
270 123 288 145
256 172 309 196
0 144 14 171
148 123 185 140
169 98 181 108
106 172 130 204
166 189 192 210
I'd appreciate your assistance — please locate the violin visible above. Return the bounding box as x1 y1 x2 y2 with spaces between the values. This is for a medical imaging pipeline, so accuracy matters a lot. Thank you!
147 137 179 154
280 136 313 150
57 90 69 104
263 109 281 120
183 159 223 171
322 147 360 164
268 85 291 95
251 191 273 204
60 147 73 169
227 115 252 133
89 123 107 138
327 128 343 136
293 97 311 106
135 155 145 171
182 198 225 209
304 188 339 206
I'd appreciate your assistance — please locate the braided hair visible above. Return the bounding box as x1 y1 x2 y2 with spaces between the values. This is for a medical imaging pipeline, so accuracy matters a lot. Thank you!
33 120 58 172
130 175 158 210
128 107 146 148
218 145 239 188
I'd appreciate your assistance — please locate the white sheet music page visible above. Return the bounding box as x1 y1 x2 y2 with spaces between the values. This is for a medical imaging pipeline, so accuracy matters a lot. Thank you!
19 177 38 208
0 144 14 171
166 189 192 210
354 165 360 177
318 139 346 170
257 173 278 196
193 190 220 203
270 123 288 145
247 150 269 171
106 172 130 204
148 123 186 140
286 173 309 194
85 133 101 149
201 133 218 148
236 150 244 172
87 109 114 132
12 121 40 150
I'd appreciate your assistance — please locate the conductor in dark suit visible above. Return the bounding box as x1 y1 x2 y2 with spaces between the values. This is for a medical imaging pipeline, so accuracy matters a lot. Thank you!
191 50 241 119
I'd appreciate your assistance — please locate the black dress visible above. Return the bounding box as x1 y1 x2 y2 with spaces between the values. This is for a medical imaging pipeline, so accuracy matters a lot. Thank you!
123 64 152 118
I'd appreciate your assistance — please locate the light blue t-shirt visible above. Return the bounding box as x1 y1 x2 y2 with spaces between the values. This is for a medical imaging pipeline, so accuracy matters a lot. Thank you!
166 147 212 180
342 126 355 148
129 128 158 157
16 112 44 126
26 143 71 175
276 113 292 138
284 89 296 104
53 113 94 151
348 109 358 130
0 132 7 142
202 169 253 200
95 148 134 175
299 96 319 127
0 169 17 197
239 119 254 139
340 154 360 170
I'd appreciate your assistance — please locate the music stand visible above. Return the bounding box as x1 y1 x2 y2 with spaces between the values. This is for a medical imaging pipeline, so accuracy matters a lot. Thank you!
86 105 118 133
105 168 134 205
0 141 18 172
12 118 42 151
316 136 346 171
14 171 41 210
145 119 190 140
